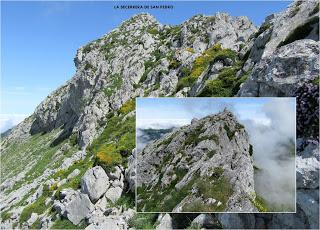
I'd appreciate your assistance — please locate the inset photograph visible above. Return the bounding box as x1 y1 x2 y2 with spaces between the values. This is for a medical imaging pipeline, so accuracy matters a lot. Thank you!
136 98 296 213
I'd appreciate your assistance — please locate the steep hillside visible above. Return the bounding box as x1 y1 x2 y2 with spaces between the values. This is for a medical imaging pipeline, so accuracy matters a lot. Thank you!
137 110 258 212
1 0 319 229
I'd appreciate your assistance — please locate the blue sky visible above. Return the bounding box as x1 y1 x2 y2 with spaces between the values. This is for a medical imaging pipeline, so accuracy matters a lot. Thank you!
1 1 292 132
136 97 296 128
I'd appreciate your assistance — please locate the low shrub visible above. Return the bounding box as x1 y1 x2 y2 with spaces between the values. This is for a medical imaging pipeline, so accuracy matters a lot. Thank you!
19 194 48 224
119 99 135 115
252 195 268 212
185 47 195 53
176 75 197 91
207 149 217 158
88 115 135 172
83 44 92 53
51 217 86 229
128 213 157 229
176 44 227 91
147 28 159 35
224 124 235 140
96 145 123 170
198 67 249 97
169 59 181 69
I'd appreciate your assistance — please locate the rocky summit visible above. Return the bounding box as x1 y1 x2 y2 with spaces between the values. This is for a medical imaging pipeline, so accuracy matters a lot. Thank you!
0 0 319 229
137 110 257 212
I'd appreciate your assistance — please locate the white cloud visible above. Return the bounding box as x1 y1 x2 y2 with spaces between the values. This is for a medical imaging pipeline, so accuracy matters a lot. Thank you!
241 99 296 210
136 118 190 129
0 114 28 133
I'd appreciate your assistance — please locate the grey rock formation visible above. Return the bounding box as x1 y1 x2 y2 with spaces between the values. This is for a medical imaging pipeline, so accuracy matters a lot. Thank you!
155 214 173 230
54 189 94 225
137 110 256 212
105 186 123 204
238 39 319 96
248 0 319 64
297 141 319 189
81 166 110 202
191 214 219 229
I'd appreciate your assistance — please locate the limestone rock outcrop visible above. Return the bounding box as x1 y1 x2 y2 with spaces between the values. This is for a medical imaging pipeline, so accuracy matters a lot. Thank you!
137 110 256 212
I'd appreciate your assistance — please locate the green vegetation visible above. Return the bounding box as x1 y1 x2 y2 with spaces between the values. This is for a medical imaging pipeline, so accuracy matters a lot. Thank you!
137 169 196 212
158 132 178 147
177 43 237 91
197 67 250 97
30 218 41 229
196 133 220 145
128 213 157 229
119 99 135 115
207 149 217 158
147 27 159 35
69 133 78 146
184 124 204 146
87 113 135 172
252 194 268 212
185 47 195 53
138 165 233 212
19 186 51 224
181 66 191 77
112 191 135 209
2 129 78 195
278 16 319 47
51 217 86 229
159 26 182 42
224 124 235 140
169 59 181 69
103 74 123 97
139 55 163 83
161 175 197 211
100 31 128 59
83 44 92 53
176 76 198 91
1 211 11 221
182 167 233 212
312 76 319 85
84 62 94 71
54 158 94 200
176 44 236 91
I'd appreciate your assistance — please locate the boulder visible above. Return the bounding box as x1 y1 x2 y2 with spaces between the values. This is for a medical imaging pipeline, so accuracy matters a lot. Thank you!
191 214 218 229
53 189 94 225
81 166 110 202
156 214 173 230
105 186 123 204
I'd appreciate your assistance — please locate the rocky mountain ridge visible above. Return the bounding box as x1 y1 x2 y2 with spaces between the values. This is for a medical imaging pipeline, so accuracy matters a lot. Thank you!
1 0 319 229
137 110 257 212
